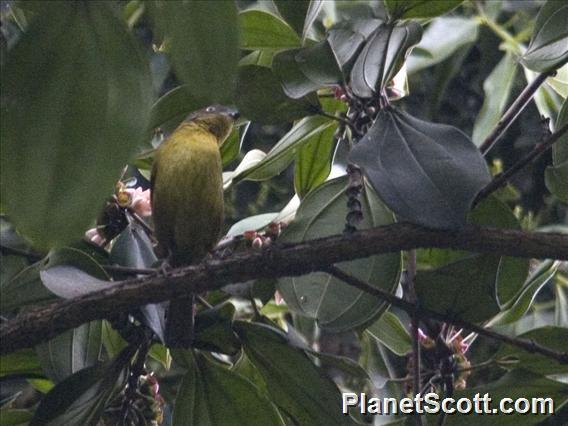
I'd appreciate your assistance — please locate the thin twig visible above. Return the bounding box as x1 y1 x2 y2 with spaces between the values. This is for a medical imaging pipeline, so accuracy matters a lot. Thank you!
474 123 568 206
406 250 423 426
479 70 555 155
317 110 362 137
325 266 568 365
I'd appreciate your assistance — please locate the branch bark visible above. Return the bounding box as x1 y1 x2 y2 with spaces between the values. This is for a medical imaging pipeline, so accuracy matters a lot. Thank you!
1 223 567 354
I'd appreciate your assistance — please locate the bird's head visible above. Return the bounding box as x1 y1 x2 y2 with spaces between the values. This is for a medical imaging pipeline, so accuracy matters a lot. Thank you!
186 105 240 143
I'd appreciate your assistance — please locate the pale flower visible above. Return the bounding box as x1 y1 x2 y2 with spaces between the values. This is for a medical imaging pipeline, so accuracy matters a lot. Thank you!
126 187 152 217
85 227 105 246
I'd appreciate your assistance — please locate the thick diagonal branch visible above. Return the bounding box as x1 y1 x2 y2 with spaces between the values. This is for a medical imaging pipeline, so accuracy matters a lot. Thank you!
1 223 567 354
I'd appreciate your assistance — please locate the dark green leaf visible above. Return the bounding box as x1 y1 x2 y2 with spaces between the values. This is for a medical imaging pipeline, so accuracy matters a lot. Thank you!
545 99 568 201
522 0 568 73
225 213 279 238
109 222 157 271
294 121 337 198
0 409 34 426
40 247 110 299
490 260 559 326
0 349 44 378
233 321 350 425
193 304 241 355
240 9 301 50
495 326 568 375
416 196 529 323
1 260 56 313
273 0 310 36
31 345 135 426
440 370 568 425
109 222 165 342
406 17 479 74
273 40 343 99
172 350 283 426
277 177 401 331
221 122 250 167
36 321 102 383
150 1 239 103
350 107 491 229
234 116 335 183
473 52 518 146
416 254 502 323
235 65 318 124
0 2 153 249
148 85 208 133
366 311 412 356
350 22 422 98
385 0 463 20
327 19 382 72
302 1 324 43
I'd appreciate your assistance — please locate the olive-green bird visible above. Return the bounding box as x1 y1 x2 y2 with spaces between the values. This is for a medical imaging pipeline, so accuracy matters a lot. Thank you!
151 105 238 347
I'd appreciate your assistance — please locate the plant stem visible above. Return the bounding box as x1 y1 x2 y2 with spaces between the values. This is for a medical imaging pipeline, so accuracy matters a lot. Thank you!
325 266 568 365
479 70 555 155
474 123 568 206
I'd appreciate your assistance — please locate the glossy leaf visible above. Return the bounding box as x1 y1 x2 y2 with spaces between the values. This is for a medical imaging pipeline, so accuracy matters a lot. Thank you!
0 349 44 378
225 213 279 238
109 222 166 342
273 0 310 36
233 116 335 183
416 254 502 323
326 19 382 72
522 0 568 73
235 65 318 124
148 85 208 133
36 321 102 383
233 321 349 425
406 17 479 74
223 149 266 189
366 311 412 356
151 1 239 103
0 409 33 426
277 177 401 331
385 0 463 20
417 196 529 323
239 9 300 50
302 0 324 43
40 247 110 299
350 22 422 98
294 121 337 198
473 52 518 146
221 122 250 167
1 260 56 313
350 107 491 229
0 2 152 249
490 260 559 326
31 345 135 426
496 326 568 375
193 304 241 355
172 350 282 426
273 40 343 99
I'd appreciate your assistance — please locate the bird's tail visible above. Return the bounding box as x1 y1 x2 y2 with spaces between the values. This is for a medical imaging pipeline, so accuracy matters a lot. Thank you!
165 295 195 348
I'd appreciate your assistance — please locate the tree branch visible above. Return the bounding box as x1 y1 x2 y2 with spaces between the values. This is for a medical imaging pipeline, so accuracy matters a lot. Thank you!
1 223 567 354
325 266 568 365
474 123 568 206
479 70 555 155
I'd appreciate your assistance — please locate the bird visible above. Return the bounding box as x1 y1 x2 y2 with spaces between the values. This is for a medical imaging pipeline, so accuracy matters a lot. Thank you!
151 104 239 347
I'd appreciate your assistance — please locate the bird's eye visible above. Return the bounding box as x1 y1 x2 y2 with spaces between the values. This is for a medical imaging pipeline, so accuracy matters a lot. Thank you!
205 106 215 113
